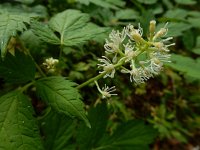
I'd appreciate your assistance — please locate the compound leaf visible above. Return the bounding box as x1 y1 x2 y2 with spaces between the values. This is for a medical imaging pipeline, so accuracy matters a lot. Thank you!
0 51 36 84
35 76 90 127
0 91 43 150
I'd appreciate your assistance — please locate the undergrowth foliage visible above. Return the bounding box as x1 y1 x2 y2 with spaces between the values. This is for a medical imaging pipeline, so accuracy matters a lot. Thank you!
0 0 200 150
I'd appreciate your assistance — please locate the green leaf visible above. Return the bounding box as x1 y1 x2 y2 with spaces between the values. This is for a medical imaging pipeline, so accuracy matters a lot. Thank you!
99 120 157 150
174 0 196 5
0 91 43 150
0 13 33 58
49 9 90 45
136 0 158 4
156 22 192 37
89 0 120 9
115 9 139 20
15 0 34 4
61 23 107 46
35 76 90 127
76 0 90 5
182 30 195 50
166 54 200 79
188 17 200 28
0 51 36 83
192 36 200 55
41 110 75 150
164 9 188 20
33 9 106 46
77 102 108 150
31 21 60 45
20 30 44 54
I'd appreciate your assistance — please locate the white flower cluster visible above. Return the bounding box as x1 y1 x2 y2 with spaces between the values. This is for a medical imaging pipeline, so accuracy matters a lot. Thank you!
98 20 174 84
43 57 59 73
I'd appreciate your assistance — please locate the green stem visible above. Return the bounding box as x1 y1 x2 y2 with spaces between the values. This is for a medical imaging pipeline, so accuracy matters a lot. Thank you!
77 60 124 89
26 50 46 77
19 81 35 92
77 72 106 89
59 45 64 60
17 36 46 77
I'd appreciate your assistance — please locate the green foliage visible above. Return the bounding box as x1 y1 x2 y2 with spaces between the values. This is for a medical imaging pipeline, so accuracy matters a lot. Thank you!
98 120 157 150
0 51 35 83
32 9 107 46
0 0 200 149
0 91 43 150
0 13 32 58
35 76 90 127
41 111 75 150
167 54 200 79
77 102 108 149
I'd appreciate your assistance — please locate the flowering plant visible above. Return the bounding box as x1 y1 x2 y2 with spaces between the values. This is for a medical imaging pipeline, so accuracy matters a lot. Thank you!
90 21 174 98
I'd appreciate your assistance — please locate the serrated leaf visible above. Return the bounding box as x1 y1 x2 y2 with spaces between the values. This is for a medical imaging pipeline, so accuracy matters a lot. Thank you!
0 4 47 18
49 9 90 45
0 91 43 150
31 21 60 45
33 9 106 46
20 30 44 54
0 51 36 83
98 120 157 150
41 110 75 150
77 102 108 150
62 23 107 46
166 54 200 79
0 13 34 58
35 76 90 127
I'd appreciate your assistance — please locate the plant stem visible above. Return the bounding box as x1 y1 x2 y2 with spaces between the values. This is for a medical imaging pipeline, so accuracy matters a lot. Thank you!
17 36 46 77
77 60 125 89
77 72 106 89
19 81 35 92
26 49 46 77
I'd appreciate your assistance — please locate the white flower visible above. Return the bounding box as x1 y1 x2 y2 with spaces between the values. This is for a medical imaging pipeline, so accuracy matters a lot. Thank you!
121 67 145 84
153 37 175 52
97 56 116 78
126 24 144 43
148 58 163 75
153 22 169 40
123 43 136 62
109 28 126 44
152 52 171 63
95 81 117 99
104 28 126 54
43 57 59 72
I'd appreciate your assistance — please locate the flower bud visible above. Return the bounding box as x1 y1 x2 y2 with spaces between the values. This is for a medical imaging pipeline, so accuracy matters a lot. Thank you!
132 32 145 44
153 42 164 49
149 20 156 36
153 28 168 40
